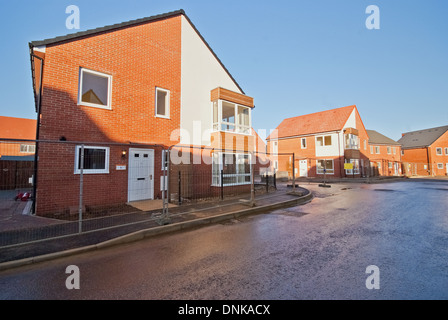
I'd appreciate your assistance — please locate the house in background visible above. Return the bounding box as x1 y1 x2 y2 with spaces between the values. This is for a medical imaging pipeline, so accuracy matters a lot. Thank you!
0 116 37 159
366 129 402 176
398 125 448 176
266 105 370 179
29 10 258 216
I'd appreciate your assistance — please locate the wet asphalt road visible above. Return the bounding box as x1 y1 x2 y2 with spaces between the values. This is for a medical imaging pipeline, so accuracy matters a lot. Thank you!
0 179 447 300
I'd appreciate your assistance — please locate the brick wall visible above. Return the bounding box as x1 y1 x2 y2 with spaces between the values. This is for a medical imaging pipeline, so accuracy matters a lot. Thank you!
35 15 182 215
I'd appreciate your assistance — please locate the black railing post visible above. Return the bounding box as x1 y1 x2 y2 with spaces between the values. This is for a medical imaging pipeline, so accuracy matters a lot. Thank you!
274 172 277 189
178 171 182 205
221 169 224 200
266 173 269 193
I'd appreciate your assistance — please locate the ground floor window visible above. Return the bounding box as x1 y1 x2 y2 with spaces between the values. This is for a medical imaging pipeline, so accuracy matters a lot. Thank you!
437 163 444 170
212 153 251 186
317 159 334 174
75 145 109 174
345 159 360 175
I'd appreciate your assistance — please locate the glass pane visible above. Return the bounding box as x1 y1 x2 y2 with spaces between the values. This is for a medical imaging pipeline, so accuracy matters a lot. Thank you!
325 136 332 146
238 106 249 126
81 71 108 106
79 148 106 170
157 90 167 116
222 101 235 124
317 137 323 147
213 102 218 124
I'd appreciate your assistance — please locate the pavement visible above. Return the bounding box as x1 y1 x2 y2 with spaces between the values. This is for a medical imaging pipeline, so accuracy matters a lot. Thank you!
1 174 438 271
0 184 313 270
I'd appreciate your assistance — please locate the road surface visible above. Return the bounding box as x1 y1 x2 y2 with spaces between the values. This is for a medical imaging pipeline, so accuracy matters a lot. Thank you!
0 179 447 300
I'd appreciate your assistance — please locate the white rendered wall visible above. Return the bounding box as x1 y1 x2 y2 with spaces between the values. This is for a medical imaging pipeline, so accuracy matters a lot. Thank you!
180 16 242 146
315 132 341 157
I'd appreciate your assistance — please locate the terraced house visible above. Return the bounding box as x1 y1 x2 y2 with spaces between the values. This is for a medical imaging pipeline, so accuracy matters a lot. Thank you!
366 129 402 176
29 10 257 216
399 125 448 176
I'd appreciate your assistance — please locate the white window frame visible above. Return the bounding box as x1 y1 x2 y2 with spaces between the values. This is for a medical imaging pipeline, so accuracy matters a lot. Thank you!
345 159 360 175
445 148 448 155
388 162 393 169
393 147 397 155
78 68 112 110
161 150 169 170
212 100 252 135
316 159 334 175
155 87 170 119
375 146 380 154
344 134 359 150
437 163 444 170
316 135 332 147
272 141 278 155
436 147 443 156
20 144 35 153
387 146 391 154
301 138 307 149
212 152 252 186
370 145 374 154
74 145 110 174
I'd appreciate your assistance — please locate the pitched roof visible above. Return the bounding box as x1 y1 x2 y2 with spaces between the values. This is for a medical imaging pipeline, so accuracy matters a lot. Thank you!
398 125 448 149
367 130 401 146
268 105 356 140
29 9 244 94
0 116 37 140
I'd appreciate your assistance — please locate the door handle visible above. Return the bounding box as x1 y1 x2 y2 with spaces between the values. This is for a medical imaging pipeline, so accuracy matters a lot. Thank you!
149 175 153 180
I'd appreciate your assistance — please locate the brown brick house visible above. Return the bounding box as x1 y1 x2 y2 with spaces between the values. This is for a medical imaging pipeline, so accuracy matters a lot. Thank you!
398 125 448 176
366 130 402 176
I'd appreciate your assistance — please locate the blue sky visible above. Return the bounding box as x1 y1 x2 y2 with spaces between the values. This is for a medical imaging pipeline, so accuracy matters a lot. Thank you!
0 0 447 141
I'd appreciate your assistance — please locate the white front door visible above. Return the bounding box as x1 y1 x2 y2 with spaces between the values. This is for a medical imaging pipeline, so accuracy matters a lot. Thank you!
128 148 154 202
299 160 308 177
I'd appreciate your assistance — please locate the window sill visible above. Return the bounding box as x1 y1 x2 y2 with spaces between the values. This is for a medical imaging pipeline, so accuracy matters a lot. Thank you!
78 102 111 110
212 129 253 136
155 115 170 120
211 182 252 187
74 170 109 175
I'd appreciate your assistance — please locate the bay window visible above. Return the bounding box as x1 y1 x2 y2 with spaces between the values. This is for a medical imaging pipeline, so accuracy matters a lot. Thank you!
345 134 359 149
212 100 251 134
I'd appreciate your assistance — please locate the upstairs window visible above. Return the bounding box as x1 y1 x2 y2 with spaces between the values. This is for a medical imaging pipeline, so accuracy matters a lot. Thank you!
316 135 332 147
155 87 170 118
370 146 374 154
375 146 380 154
301 138 307 149
78 68 112 109
436 148 442 156
445 148 448 155
387 146 392 154
20 144 35 153
345 134 359 149
213 100 251 134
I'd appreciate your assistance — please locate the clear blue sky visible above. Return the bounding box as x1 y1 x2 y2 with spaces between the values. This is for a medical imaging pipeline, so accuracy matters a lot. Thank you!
1 0 447 141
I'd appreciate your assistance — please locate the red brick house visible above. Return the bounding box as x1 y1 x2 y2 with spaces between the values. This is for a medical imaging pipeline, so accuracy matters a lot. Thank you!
366 129 402 176
398 125 448 176
29 10 257 216
266 105 370 179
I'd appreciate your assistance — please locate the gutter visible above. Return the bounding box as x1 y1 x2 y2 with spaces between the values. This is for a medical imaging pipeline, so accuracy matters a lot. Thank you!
29 43 44 214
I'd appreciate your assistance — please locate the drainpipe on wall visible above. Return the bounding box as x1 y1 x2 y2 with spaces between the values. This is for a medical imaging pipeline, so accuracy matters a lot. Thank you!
29 44 44 215
426 147 432 176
